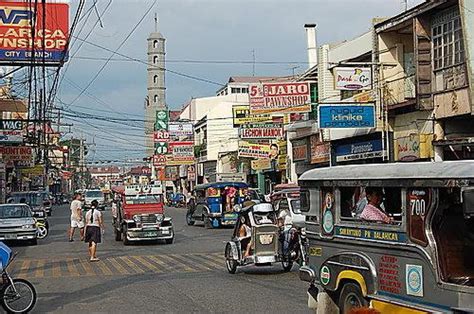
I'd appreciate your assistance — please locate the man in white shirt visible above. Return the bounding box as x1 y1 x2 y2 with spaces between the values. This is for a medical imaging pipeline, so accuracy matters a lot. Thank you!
69 192 84 242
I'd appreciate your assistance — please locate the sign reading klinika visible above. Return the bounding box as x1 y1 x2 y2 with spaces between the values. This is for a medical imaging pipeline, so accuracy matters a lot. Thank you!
319 104 375 129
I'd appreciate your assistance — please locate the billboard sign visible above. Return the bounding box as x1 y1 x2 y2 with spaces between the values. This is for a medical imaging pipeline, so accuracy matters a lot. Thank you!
168 122 193 138
238 141 270 159
0 1 69 65
168 141 194 165
334 67 372 90
335 139 384 162
153 154 166 167
251 159 271 171
319 104 375 128
154 110 169 131
239 124 284 139
232 105 272 127
0 145 32 161
249 82 311 114
0 129 22 143
153 130 170 143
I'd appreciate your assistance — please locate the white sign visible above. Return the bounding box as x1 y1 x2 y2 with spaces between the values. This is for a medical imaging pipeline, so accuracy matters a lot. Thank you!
168 123 193 137
334 67 372 90
0 130 23 143
406 264 423 297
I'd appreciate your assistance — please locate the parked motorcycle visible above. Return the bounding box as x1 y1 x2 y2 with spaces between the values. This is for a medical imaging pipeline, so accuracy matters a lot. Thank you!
280 227 309 272
35 219 48 239
0 243 37 313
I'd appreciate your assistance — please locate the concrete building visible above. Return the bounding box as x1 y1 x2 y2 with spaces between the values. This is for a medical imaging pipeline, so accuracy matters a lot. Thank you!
145 21 166 157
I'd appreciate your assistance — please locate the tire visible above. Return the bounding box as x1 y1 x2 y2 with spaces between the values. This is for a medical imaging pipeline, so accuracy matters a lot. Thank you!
122 226 130 246
114 228 122 241
225 244 238 274
36 226 48 239
1 278 37 313
186 211 195 226
338 282 368 314
29 239 37 246
282 260 293 272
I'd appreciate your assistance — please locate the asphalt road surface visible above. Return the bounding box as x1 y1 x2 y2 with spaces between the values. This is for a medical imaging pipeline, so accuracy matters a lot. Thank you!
7 204 310 313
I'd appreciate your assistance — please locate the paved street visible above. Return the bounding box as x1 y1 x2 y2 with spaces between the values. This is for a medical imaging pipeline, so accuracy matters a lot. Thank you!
8 205 309 313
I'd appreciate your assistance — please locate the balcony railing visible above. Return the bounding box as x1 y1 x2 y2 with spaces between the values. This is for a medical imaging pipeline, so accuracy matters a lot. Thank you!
383 75 415 107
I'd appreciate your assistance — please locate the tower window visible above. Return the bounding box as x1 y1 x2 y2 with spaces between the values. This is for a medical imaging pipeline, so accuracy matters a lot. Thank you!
153 40 158 48
153 56 158 64
154 75 158 84
154 95 158 103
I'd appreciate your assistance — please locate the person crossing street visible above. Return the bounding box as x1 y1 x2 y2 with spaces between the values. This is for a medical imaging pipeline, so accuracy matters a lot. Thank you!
69 192 84 242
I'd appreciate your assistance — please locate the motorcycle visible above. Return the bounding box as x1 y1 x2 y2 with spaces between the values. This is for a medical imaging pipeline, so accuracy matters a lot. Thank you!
280 226 309 272
0 243 37 313
35 219 48 240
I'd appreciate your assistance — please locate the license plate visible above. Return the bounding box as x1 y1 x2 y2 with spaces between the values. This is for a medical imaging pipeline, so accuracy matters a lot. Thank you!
161 230 170 235
5 234 17 240
144 232 157 237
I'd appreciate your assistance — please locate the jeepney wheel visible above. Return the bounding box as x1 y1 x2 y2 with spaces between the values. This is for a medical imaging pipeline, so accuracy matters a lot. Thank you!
282 260 293 272
186 211 195 226
338 282 368 314
122 226 130 246
114 228 122 241
225 244 238 274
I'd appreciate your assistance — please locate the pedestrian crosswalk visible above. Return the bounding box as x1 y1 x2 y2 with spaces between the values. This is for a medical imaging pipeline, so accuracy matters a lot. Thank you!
10 252 224 279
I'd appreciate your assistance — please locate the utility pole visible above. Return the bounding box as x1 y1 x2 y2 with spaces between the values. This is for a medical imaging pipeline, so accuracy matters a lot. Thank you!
79 135 85 189
251 49 256 76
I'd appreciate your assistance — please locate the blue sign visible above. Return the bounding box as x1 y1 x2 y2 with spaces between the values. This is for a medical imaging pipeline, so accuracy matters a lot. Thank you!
319 105 375 128
335 139 384 162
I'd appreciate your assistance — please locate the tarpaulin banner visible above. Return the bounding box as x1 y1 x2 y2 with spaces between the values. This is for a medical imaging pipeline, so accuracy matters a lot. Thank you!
168 122 193 138
239 124 284 139
249 82 311 114
168 141 194 165
238 141 270 159
0 1 69 64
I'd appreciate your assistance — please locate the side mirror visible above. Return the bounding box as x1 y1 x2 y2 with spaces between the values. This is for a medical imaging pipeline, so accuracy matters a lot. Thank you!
462 188 474 219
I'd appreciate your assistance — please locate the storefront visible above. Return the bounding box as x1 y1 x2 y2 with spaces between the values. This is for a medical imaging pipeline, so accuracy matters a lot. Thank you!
332 133 386 166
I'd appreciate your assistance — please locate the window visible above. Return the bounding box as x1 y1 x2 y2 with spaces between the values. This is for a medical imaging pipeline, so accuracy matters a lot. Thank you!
153 75 158 84
153 56 158 64
231 87 241 94
242 88 249 94
153 40 158 48
154 95 158 103
432 8 464 71
341 89 358 101
300 190 310 213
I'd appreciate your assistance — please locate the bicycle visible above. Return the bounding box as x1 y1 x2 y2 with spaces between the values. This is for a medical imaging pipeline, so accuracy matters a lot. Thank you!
0 243 37 313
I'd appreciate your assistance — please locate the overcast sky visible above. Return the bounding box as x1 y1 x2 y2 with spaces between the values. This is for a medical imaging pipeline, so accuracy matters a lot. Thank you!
55 0 423 162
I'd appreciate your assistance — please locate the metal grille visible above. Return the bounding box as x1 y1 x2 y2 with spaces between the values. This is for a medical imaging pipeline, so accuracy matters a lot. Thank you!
139 214 157 224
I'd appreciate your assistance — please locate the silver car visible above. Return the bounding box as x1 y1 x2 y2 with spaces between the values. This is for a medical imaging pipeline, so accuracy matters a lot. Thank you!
0 204 37 245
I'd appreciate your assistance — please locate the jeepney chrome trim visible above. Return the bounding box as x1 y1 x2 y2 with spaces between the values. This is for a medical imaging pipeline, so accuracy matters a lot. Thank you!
326 260 369 271
305 221 320 226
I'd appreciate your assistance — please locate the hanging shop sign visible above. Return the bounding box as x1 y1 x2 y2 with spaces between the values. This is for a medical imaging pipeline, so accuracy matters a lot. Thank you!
0 145 32 161
153 154 167 167
334 67 372 90
153 130 170 143
395 134 433 162
319 104 375 129
20 165 44 176
0 130 22 143
335 139 384 163
154 110 169 131
165 166 178 181
310 135 330 164
274 139 287 171
168 122 193 138
292 138 308 162
232 105 272 127
239 124 284 139
251 158 271 171
187 165 196 181
249 82 311 114
168 141 194 165
238 141 270 159
0 1 69 65
154 142 168 155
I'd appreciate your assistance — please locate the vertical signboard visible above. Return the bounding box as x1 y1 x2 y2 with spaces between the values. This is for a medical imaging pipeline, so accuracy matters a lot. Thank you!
154 110 169 156
0 1 70 65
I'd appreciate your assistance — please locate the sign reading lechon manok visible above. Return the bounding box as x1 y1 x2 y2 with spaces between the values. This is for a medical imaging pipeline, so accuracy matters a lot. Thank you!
249 82 311 114
0 1 70 64
239 124 284 139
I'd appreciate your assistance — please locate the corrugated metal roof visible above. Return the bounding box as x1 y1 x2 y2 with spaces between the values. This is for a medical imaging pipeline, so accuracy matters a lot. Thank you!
299 161 474 181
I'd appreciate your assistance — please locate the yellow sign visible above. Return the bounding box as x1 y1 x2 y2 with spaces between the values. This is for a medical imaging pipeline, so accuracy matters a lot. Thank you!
251 159 271 171
20 165 44 176
232 105 272 126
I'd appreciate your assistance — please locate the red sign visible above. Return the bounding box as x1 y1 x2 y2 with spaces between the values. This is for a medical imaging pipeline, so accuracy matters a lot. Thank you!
292 139 308 161
153 154 166 167
0 1 70 64
0 145 32 161
153 130 170 143
249 82 311 114
310 135 330 164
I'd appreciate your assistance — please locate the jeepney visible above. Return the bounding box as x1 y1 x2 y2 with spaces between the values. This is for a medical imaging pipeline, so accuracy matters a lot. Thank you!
113 185 174 245
298 161 474 313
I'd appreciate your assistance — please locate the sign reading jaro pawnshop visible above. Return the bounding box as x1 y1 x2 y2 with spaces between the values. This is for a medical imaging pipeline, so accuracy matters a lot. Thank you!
319 104 375 128
334 67 372 90
0 1 69 64
335 139 384 162
239 124 284 139
249 82 311 114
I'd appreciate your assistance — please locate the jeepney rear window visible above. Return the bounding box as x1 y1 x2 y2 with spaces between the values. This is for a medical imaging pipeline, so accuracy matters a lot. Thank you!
300 190 310 212
339 187 402 223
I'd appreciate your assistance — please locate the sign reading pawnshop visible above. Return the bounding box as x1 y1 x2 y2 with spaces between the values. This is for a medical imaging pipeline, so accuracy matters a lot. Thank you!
319 104 375 128
249 82 311 114
0 1 69 65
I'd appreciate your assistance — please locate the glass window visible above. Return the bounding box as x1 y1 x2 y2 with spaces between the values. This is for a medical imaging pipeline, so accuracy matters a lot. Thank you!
0 205 31 218
153 56 158 64
300 189 310 213
432 8 464 71
125 194 162 205
153 75 158 84
290 199 301 214
153 40 158 48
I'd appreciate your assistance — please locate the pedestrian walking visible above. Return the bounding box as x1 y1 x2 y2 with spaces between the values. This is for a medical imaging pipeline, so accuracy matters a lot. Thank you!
84 200 104 262
69 192 84 242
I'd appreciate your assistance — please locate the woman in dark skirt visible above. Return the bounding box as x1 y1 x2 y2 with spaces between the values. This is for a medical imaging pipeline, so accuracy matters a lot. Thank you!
84 200 104 262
